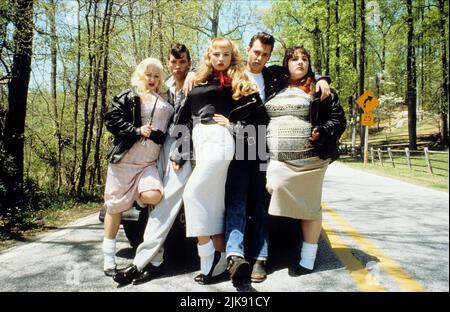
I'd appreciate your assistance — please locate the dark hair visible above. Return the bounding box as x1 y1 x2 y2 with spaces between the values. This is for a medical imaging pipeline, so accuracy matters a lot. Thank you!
282 46 315 94
248 32 275 52
168 43 191 62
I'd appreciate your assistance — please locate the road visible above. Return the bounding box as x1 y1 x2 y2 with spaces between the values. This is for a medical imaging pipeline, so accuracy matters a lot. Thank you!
0 162 448 292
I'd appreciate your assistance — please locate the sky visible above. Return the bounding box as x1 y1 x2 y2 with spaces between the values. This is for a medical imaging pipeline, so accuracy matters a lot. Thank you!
27 0 275 90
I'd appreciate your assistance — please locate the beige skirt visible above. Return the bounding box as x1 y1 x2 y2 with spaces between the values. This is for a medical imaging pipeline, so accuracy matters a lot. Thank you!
266 158 329 220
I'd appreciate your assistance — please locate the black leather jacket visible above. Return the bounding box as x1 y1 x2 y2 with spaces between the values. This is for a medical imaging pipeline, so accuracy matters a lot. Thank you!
310 89 347 161
104 89 147 164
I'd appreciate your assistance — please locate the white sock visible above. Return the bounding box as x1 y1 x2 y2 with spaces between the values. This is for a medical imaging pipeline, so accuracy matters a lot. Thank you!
102 238 116 270
197 240 215 275
211 252 227 277
299 242 318 270
150 260 163 267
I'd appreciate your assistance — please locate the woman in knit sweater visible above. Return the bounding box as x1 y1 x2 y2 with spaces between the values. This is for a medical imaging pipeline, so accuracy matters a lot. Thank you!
265 46 346 275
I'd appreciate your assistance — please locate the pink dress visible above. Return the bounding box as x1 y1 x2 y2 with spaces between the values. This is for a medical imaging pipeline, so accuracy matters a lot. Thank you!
104 94 174 214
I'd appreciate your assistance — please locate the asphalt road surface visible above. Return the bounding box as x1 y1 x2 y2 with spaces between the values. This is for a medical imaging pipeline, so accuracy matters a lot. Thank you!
0 162 448 292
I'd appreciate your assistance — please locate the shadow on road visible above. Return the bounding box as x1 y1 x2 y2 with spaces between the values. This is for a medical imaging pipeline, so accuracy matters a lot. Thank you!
113 215 373 284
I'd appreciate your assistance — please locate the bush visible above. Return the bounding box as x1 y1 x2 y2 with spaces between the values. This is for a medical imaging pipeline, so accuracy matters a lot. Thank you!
0 133 46 236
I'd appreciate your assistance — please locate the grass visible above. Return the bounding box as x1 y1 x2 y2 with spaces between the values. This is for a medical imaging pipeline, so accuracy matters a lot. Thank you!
0 200 102 252
342 112 442 148
339 111 448 191
339 153 448 192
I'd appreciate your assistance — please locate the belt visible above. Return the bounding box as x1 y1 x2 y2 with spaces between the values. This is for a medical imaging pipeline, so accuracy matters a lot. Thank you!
271 149 318 161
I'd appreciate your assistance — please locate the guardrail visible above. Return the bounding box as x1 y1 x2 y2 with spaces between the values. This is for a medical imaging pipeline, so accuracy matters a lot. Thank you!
368 147 448 174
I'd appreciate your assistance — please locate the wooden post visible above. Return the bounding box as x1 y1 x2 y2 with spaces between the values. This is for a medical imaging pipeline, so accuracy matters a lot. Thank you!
405 147 412 170
377 148 383 166
370 147 375 165
363 125 369 166
387 147 395 168
424 147 433 174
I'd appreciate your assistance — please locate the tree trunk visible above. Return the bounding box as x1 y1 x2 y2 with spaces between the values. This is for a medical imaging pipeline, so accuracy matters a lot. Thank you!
359 0 366 151
313 17 322 73
77 0 96 196
71 0 82 193
335 0 340 91
157 9 163 61
4 0 34 184
93 0 113 186
406 0 417 150
127 0 139 63
48 0 62 193
438 0 449 147
211 0 221 38
325 0 330 75
352 0 358 72
88 0 109 190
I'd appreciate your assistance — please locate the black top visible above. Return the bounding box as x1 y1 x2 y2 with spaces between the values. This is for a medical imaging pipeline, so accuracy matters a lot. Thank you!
177 79 233 126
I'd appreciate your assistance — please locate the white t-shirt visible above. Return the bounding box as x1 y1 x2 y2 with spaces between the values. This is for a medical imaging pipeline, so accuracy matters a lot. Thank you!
246 71 266 103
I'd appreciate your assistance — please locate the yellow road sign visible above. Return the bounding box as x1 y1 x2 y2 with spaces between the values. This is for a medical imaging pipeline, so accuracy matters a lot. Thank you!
356 90 379 113
361 112 374 126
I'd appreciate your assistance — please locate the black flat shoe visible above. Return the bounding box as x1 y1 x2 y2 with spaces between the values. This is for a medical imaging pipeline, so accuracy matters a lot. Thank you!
194 273 211 285
293 264 313 276
194 251 226 285
113 264 141 285
132 263 164 285
104 267 117 277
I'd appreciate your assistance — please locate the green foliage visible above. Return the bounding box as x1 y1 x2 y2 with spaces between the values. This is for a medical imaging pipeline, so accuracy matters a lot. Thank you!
0 143 44 235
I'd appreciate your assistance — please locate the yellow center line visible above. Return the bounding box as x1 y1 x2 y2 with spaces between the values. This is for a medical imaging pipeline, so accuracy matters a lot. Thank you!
322 203 426 292
322 220 386 292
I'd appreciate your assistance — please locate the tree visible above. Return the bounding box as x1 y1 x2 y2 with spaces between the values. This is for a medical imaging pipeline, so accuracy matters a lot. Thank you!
406 0 417 150
359 0 366 150
4 0 34 183
438 0 448 147
177 0 256 40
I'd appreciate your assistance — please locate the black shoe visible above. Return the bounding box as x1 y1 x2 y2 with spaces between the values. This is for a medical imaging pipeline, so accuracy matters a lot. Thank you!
104 267 117 277
113 264 141 285
132 263 164 285
194 251 226 285
227 256 250 286
251 260 267 283
293 264 313 276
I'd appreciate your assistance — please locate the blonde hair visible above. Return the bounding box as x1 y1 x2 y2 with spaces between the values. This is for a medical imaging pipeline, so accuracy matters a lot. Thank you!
130 57 164 100
195 38 257 100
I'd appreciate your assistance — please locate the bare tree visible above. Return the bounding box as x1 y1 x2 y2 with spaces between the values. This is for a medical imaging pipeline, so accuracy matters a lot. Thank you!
77 0 96 196
177 0 254 39
92 0 114 187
